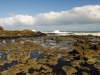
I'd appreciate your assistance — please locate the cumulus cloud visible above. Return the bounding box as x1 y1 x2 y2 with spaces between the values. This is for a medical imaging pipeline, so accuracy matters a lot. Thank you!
0 5 100 26
0 15 36 26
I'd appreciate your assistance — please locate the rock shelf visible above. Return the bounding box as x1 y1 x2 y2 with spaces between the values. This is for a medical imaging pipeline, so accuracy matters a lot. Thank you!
0 31 100 75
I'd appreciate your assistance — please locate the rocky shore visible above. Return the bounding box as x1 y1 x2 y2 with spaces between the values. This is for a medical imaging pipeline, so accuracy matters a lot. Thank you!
0 28 100 75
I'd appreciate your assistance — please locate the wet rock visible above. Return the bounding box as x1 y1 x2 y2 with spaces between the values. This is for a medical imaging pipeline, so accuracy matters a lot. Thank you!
0 60 6 66
81 67 90 70
63 57 71 62
0 31 100 75
81 72 90 75
71 60 81 68
38 57 48 64
32 71 53 75
94 64 100 70
47 58 58 66
86 57 97 65
62 66 77 75
7 51 30 63
0 53 2 58
41 65 53 73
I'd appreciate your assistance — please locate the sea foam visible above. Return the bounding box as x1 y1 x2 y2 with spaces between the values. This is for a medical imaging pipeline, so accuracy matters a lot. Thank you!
43 30 100 36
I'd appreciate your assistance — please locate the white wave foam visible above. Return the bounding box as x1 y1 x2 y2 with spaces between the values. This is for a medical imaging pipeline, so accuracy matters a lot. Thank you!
73 32 100 36
42 30 100 36
32 29 36 32
53 30 60 33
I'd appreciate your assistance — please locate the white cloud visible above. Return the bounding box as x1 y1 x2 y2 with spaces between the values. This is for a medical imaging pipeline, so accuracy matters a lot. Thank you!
0 15 36 26
0 5 100 27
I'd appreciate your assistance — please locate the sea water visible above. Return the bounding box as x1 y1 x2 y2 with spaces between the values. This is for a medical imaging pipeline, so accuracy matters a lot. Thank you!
43 30 100 36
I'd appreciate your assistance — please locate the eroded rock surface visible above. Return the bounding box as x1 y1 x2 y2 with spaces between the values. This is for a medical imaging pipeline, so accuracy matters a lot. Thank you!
0 35 100 75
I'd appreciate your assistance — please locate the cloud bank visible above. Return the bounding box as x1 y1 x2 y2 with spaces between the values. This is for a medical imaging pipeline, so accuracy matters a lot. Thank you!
0 5 100 27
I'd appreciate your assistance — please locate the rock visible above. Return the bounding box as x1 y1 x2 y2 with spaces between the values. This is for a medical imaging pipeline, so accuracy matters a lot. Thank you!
47 58 58 66
62 66 77 75
38 57 48 64
0 26 3 30
0 60 6 66
63 57 71 61
81 72 90 75
71 60 81 68
86 57 97 65
94 64 100 70
41 65 53 73
0 53 2 58
7 51 30 63
81 67 90 70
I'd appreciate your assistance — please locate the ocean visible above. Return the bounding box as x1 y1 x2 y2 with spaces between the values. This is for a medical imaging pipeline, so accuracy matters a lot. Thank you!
42 30 100 36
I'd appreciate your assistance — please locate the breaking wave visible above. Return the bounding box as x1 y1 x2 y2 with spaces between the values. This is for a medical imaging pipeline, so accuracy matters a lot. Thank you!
43 30 100 36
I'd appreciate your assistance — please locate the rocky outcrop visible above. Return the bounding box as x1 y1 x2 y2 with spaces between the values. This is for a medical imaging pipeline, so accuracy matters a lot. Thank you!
0 26 3 30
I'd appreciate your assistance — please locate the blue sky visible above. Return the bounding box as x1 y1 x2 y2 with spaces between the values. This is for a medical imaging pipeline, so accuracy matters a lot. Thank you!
0 0 100 31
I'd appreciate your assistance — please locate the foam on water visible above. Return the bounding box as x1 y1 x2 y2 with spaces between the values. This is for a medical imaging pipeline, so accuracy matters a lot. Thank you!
32 29 37 32
73 32 100 36
43 30 100 36
54 30 60 33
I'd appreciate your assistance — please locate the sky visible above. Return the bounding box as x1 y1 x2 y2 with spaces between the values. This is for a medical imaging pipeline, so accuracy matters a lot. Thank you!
0 0 100 31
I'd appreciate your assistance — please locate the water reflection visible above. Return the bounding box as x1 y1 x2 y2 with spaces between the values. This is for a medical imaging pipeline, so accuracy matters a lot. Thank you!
0 51 7 60
30 50 45 58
